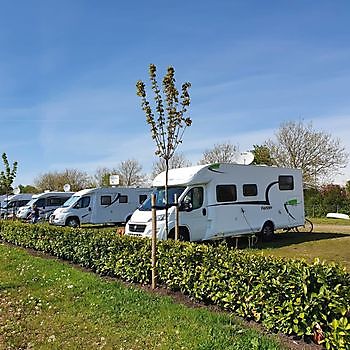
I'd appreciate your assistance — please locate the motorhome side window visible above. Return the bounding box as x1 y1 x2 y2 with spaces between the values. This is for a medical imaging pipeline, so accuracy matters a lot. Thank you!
101 196 111 205
119 195 128 203
47 197 65 206
35 198 46 207
216 185 237 202
57 198 68 205
243 184 258 196
182 187 203 210
139 195 148 204
75 196 90 209
279 176 294 190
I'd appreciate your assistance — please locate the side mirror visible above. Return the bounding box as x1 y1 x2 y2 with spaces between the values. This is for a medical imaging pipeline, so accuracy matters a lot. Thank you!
180 201 192 212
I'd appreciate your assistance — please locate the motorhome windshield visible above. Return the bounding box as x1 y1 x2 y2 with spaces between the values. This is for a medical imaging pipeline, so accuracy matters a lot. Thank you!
140 186 186 211
25 198 37 207
6 201 16 209
62 196 80 208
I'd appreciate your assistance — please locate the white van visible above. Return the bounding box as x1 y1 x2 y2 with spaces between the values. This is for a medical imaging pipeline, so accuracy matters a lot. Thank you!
16 191 74 220
0 194 33 218
125 163 305 241
0 195 9 211
50 187 152 227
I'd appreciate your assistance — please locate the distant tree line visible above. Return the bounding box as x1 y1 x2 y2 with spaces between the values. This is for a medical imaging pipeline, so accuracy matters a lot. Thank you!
2 120 349 212
304 182 350 217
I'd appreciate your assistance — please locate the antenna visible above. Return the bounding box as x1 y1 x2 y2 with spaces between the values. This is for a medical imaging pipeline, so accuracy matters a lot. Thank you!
13 187 20 195
236 151 254 165
109 174 120 187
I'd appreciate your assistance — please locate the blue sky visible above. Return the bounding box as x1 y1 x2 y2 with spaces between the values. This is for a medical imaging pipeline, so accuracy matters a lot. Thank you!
1 0 350 187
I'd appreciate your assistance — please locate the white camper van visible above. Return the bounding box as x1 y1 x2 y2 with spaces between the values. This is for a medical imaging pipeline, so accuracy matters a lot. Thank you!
50 187 152 227
125 163 305 241
0 194 9 214
0 193 33 218
16 191 74 220
0 195 7 209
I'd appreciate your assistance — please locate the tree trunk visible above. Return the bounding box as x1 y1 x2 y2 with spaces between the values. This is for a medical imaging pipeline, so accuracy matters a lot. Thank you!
165 157 169 238
151 194 157 289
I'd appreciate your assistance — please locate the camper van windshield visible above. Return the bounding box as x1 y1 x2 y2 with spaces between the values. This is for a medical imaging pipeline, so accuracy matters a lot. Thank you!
62 196 80 208
140 186 186 211
26 198 37 207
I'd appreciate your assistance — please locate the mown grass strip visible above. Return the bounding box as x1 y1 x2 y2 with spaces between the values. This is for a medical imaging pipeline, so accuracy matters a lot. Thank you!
310 218 350 226
258 222 350 270
0 243 284 350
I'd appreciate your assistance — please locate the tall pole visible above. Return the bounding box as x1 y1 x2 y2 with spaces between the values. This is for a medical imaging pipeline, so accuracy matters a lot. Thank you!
174 193 179 240
151 194 157 289
165 157 169 237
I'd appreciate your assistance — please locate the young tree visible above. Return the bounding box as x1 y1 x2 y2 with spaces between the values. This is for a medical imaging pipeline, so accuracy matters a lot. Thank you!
198 142 237 165
117 159 147 186
0 153 18 195
151 152 191 179
136 64 192 235
303 187 323 217
265 121 348 186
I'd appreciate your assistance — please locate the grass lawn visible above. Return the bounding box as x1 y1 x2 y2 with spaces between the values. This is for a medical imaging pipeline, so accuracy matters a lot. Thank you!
255 218 350 270
0 243 285 350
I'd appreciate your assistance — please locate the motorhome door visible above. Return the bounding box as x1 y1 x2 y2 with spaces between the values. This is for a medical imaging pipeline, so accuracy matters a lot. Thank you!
74 196 92 224
179 186 207 241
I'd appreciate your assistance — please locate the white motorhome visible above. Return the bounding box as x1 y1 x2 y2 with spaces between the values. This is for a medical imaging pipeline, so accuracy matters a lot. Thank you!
125 163 305 241
50 187 152 227
16 191 74 220
0 194 9 211
0 193 33 218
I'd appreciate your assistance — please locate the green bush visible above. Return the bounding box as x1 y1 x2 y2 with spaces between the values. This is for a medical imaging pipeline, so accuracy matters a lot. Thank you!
1 221 349 349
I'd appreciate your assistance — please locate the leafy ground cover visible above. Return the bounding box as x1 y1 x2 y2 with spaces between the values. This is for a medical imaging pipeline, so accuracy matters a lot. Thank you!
0 243 285 350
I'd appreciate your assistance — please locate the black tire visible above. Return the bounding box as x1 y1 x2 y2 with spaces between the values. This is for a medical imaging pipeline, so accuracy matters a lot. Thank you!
66 217 80 228
261 222 274 242
167 227 190 241
179 228 190 241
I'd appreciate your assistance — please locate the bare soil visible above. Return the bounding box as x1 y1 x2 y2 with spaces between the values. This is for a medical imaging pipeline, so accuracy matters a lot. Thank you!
313 223 350 233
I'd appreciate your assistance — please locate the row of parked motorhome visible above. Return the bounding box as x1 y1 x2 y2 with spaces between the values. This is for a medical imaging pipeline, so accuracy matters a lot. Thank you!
0 193 33 218
1 188 152 227
1 163 305 241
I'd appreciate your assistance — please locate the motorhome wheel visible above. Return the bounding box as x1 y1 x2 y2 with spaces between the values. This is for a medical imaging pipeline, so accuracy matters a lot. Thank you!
179 228 190 241
167 227 190 241
66 217 80 228
261 222 274 241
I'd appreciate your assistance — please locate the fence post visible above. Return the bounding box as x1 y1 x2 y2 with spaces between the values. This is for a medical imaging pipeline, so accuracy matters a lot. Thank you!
151 194 157 289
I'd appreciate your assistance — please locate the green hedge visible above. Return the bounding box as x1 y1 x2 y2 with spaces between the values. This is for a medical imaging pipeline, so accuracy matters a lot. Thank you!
0 221 349 349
